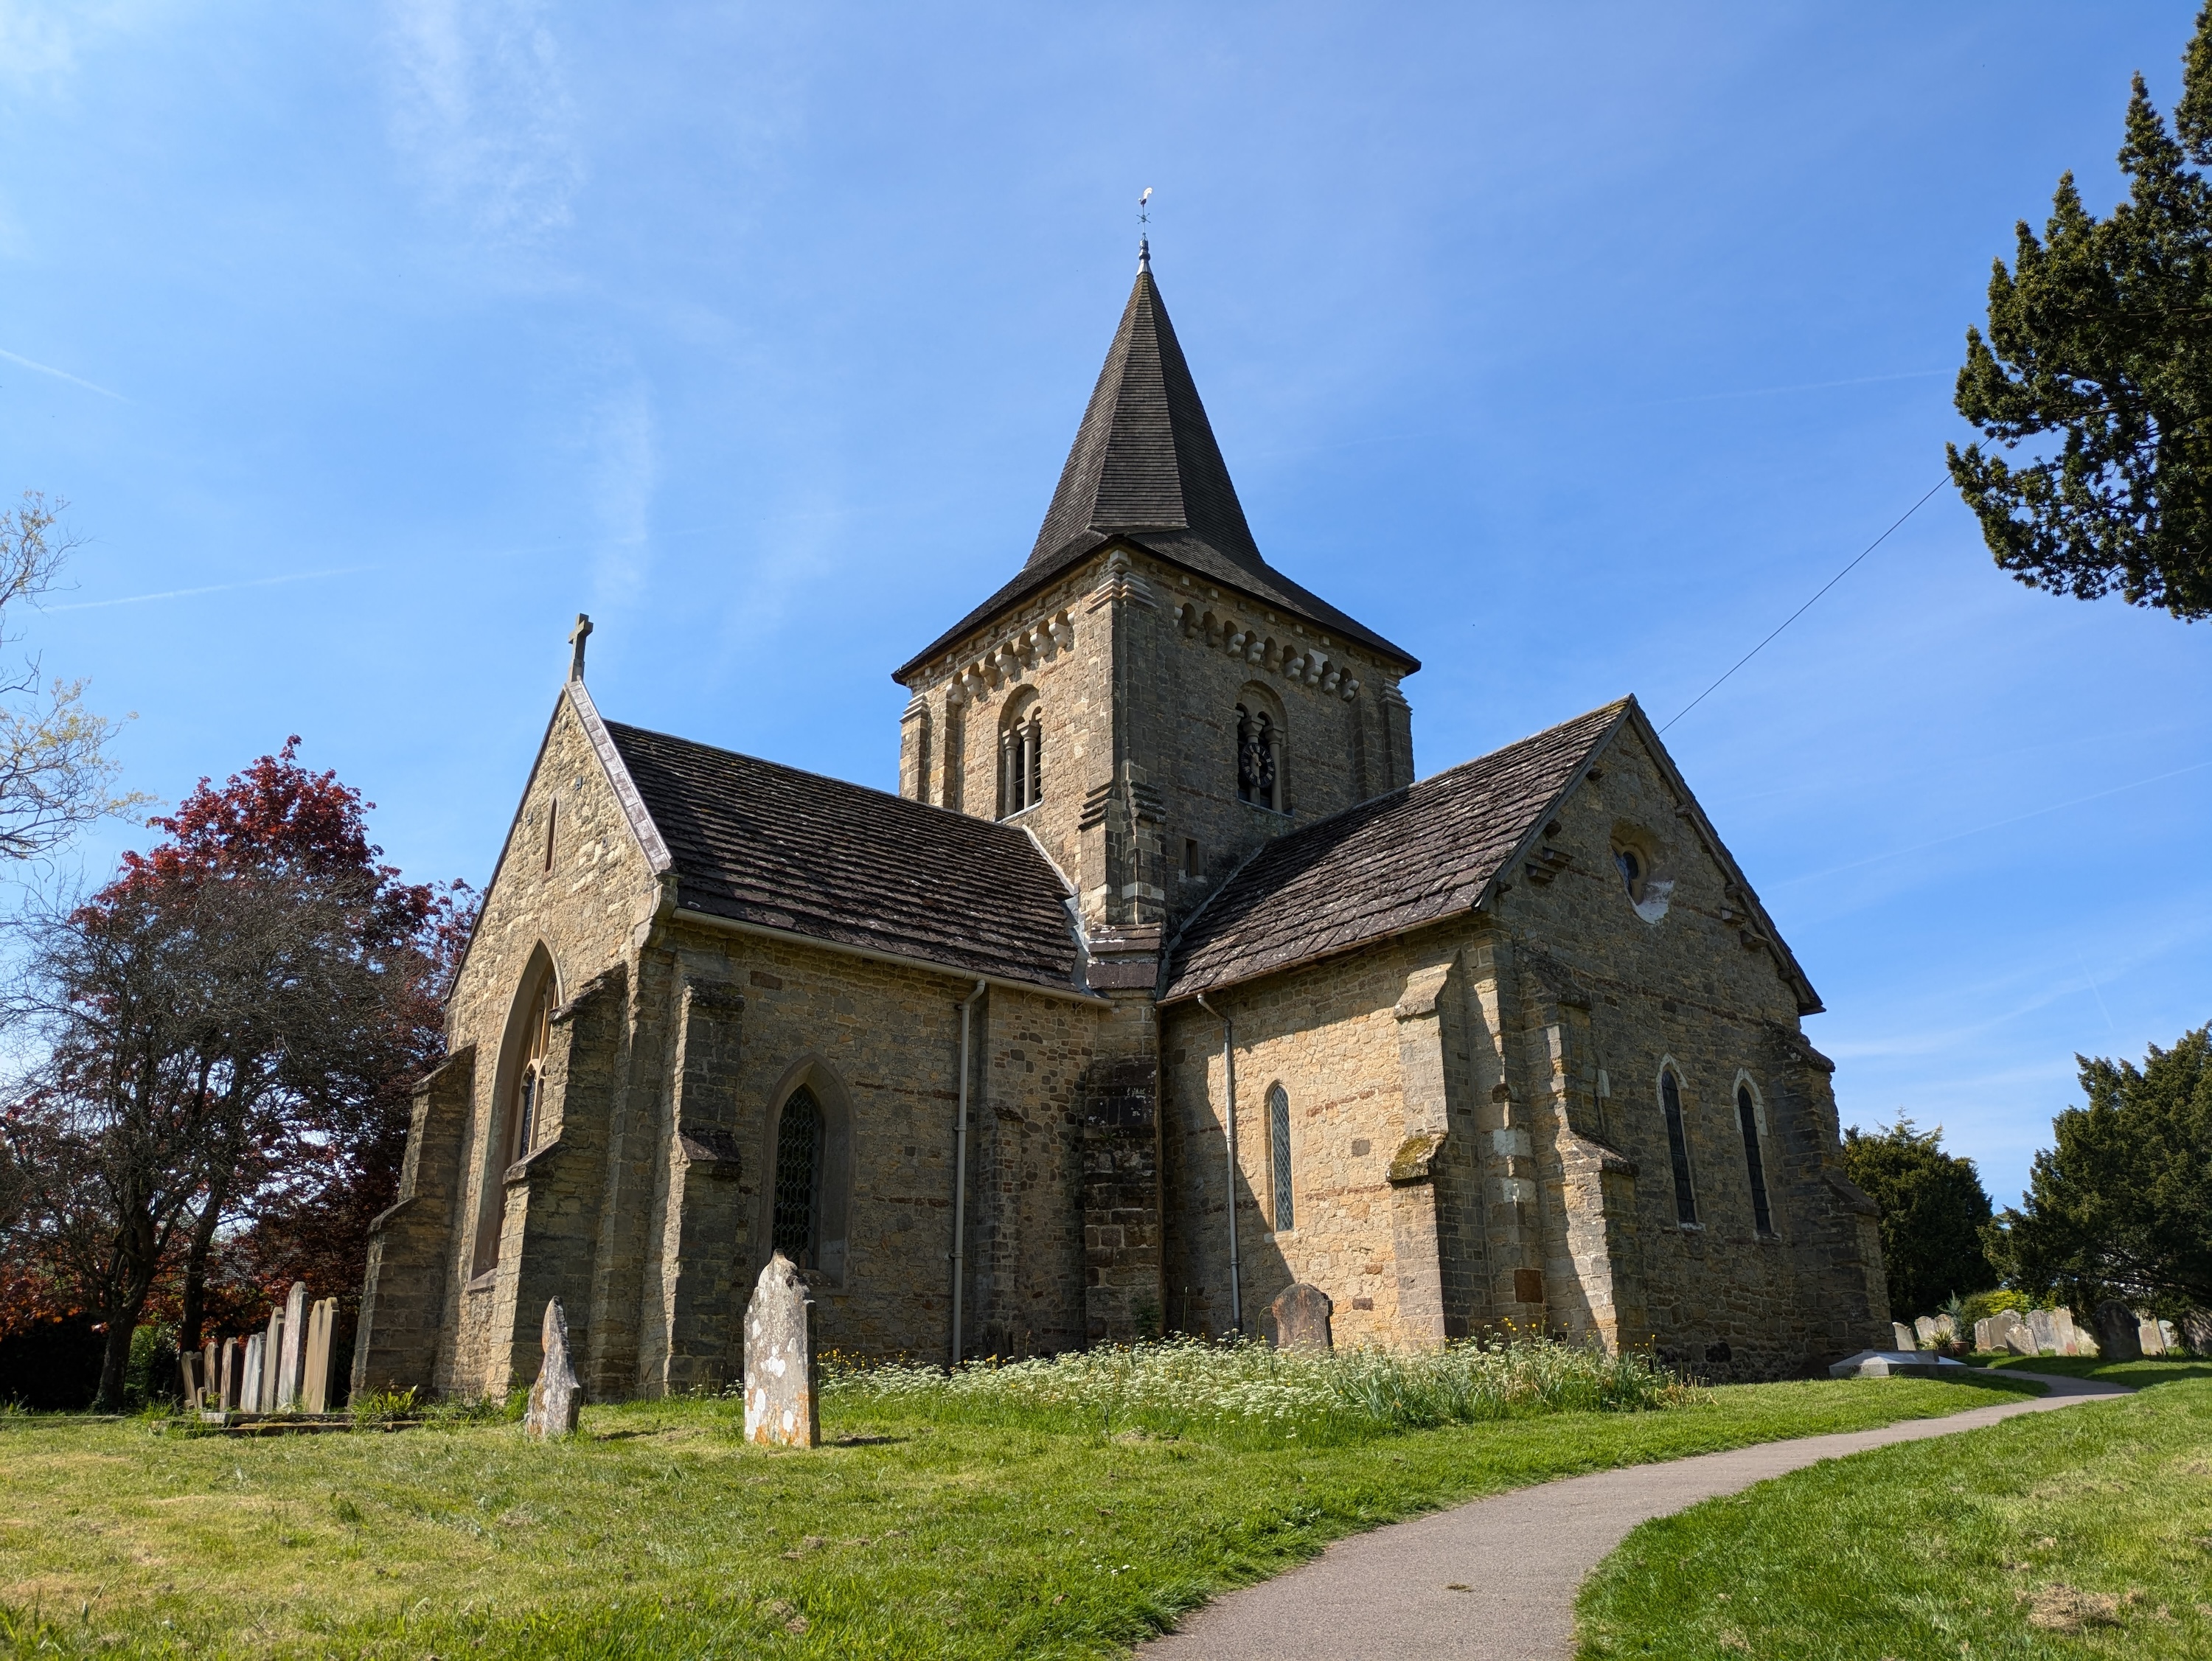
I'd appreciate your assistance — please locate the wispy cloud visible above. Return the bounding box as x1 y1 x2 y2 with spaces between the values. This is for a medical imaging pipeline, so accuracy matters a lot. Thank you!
0 346 127 401
0 1 147 86
584 377 658 605
383 0 581 239
45 566 371 613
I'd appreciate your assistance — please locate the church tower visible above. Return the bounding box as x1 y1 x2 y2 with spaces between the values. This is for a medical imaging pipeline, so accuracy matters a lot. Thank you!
894 251 1421 935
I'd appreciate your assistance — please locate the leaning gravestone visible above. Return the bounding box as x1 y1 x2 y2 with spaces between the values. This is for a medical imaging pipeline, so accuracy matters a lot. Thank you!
276 1282 309 1409
1994 1311 2035 1356
2091 1300 2143 1362
2138 1314 2166 1357
2026 1308 2062 1356
1271 1283 1334 1352
302 1298 336 1414
524 1298 582 1439
1893 1322 1918 1351
744 1253 818 1449
260 1308 285 1406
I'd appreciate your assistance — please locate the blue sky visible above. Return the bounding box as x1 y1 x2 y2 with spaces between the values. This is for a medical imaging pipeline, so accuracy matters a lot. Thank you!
3 2 2206 1211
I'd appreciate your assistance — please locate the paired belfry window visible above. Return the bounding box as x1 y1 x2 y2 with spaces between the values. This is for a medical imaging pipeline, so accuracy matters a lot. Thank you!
999 699 1043 818
1660 1069 1698 1226
1237 705 1280 810
772 1086 824 1264
1737 1084 1774 1235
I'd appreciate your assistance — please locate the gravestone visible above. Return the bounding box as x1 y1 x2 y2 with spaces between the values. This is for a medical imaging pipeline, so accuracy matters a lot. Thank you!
2158 1319 2179 1353
1913 1315 1940 1347
218 1337 243 1412
743 1253 819 1449
1270 1283 1334 1352
260 1309 284 1407
177 1351 203 1410
1995 1311 2036 1356
276 1282 308 1410
2059 1309 2097 1357
1973 1317 1997 1352
2138 1315 2166 1357
241 1334 265 1411
201 1340 218 1403
1892 1322 1917 1351
524 1298 581 1440
2026 1308 2062 1355
303 1298 335 1414
2091 1300 2143 1362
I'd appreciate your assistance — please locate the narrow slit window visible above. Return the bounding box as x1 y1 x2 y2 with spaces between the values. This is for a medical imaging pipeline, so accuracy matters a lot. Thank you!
1737 1084 1773 1234
1183 838 1203 879
1660 1070 1697 1226
1267 1083 1294 1230
772 1086 824 1264
543 798 557 872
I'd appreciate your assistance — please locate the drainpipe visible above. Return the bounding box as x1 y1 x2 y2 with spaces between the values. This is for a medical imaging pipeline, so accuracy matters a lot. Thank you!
1195 992 1242 1333
949 979 988 1368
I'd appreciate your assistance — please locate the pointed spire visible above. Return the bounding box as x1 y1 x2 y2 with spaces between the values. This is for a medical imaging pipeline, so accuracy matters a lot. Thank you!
1027 262 1265 574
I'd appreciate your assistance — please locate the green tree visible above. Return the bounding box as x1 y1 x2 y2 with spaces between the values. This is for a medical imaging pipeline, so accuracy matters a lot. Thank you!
1841 1116 1997 1320
1947 4 2212 619
1992 1025 2212 1315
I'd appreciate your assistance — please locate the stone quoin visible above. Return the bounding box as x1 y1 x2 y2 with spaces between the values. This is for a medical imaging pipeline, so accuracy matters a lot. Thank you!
352 251 1891 1401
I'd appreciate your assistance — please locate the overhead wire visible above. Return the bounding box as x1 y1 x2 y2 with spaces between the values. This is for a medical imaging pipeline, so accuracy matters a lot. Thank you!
1658 475 1951 734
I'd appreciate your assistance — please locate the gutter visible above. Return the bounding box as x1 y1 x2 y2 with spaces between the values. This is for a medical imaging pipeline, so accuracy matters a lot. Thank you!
1194 992 1242 1334
949 980 988 1368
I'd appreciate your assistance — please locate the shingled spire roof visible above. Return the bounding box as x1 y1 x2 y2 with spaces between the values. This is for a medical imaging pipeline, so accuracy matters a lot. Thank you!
894 257 1416 681
1028 248 1264 571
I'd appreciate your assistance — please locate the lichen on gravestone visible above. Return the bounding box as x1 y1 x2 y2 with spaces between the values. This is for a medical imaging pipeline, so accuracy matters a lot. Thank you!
1270 1283 1334 1353
744 1253 819 1449
524 1298 582 1440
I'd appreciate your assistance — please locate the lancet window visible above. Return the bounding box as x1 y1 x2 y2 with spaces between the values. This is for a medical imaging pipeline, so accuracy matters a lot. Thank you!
507 981 552 1166
772 1085 825 1264
998 695 1043 818
1660 1068 1698 1227
1267 1082 1295 1230
1736 1083 1773 1235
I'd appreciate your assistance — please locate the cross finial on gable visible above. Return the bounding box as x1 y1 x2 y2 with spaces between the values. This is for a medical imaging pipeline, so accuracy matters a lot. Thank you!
568 613 594 681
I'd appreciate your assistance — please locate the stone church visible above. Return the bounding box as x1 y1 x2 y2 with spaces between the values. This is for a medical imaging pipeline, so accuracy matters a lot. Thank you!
353 251 1891 1402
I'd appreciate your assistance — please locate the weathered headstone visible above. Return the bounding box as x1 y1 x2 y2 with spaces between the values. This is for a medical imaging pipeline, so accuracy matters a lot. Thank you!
2060 1309 2097 1357
218 1337 243 1412
524 1298 581 1440
260 1308 284 1407
1913 1315 1940 1348
2026 1308 2062 1355
178 1351 203 1410
276 1282 309 1410
2157 1318 2179 1353
1973 1317 1994 1352
1892 1321 1917 1351
1992 1310 2034 1356
743 1253 818 1449
2090 1300 2142 1362
303 1298 335 1414
2138 1314 2166 1357
1270 1283 1334 1352
201 1340 218 1403
241 1334 266 1412
1934 1313 1958 1342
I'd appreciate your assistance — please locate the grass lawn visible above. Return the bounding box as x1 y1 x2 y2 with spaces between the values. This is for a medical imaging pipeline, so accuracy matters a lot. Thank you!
0 1373 2039 1660
1577 1360 2212 1660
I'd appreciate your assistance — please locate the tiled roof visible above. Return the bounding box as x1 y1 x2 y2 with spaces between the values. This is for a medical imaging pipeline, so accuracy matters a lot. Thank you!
602 720 1085 994
894 262 1416 680
1162 701 1632 1000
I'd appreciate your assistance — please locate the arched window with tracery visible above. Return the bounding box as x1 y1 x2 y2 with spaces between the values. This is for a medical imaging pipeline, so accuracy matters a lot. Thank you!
1660 1067 1698 1227
1267 1082 1295 1230
1237 703 1281 810
998 694 1043 818
474 964 555 1276
1736 1081 1774 1235
772 1084 825 1264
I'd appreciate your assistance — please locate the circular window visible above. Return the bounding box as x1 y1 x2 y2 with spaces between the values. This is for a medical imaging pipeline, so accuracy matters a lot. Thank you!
1610 827 1672 923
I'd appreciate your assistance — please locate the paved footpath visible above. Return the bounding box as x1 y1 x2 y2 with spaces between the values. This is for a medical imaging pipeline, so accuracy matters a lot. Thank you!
1143 1371 2129 1660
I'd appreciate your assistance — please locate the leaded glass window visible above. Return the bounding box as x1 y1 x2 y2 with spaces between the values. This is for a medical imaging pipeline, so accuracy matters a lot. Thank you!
773 1086 824 1262
1660 1070 1697 1226
1267 1083 1294 1230
508 983 552 1166
1737 1084 1773 1234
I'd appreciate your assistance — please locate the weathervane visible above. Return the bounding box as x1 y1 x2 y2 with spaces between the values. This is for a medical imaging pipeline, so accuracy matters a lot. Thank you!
1138 187 1152 271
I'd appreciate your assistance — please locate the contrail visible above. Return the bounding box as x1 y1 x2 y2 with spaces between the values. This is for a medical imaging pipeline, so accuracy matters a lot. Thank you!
46 566 372 612
0 347 128 402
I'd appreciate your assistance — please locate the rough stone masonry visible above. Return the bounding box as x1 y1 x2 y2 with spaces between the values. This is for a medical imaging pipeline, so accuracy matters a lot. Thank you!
353 250 1891 1406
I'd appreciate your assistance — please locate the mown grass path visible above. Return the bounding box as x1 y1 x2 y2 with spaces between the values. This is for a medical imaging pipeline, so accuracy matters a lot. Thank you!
1580 1362 2212 1661
1141 1370 2101 1661
0 1375 2034 1659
